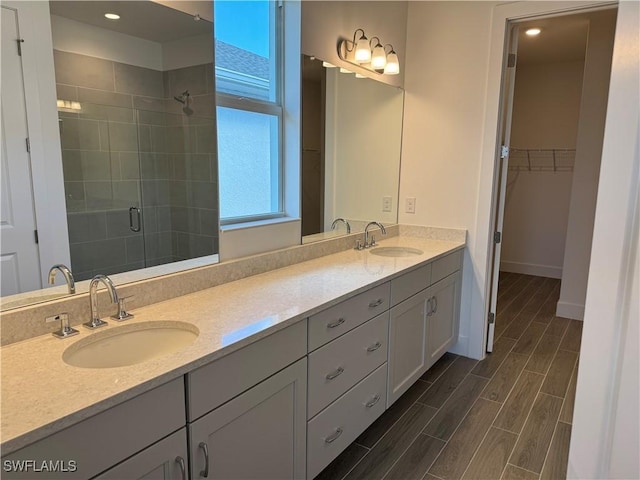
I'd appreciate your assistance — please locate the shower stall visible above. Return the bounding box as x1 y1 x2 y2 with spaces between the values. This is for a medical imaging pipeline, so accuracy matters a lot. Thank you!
59 101 218 281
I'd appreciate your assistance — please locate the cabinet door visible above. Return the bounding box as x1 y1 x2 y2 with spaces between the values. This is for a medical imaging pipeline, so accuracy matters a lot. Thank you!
387 289 429 406
94 429 188 480
426 271 461 369
189 359 307 480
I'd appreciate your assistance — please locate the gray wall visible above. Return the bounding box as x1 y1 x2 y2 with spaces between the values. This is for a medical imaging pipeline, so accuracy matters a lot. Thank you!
54 50 218 280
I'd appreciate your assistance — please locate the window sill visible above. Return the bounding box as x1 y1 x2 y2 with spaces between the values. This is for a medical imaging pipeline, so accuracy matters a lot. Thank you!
220 216 301 232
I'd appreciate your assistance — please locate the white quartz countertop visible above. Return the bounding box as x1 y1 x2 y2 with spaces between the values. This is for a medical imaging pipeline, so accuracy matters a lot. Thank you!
0 235 464 455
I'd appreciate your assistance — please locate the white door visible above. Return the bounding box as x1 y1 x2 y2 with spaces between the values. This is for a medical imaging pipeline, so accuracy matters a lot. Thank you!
0 6 41 296
486 25 519 352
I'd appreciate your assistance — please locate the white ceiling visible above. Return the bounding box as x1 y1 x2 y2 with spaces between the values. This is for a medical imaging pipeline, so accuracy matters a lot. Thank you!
49 1 212 43
516 13 593 65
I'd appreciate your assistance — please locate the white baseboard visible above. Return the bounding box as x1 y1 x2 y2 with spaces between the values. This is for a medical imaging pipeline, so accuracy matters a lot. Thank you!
556 301 585 320
500 260 562 279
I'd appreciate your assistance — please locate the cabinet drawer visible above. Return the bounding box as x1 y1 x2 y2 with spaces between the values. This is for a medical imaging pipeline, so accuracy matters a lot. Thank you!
188 320 307 421
431 250 463 285
390 264 431 307
308 282 390 352
307 363 387 479
308 312 388 419
94 428 188 479
3 378 185 480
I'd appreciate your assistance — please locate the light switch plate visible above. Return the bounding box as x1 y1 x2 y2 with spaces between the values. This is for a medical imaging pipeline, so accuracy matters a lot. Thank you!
382 196 392 212
405 197 416 214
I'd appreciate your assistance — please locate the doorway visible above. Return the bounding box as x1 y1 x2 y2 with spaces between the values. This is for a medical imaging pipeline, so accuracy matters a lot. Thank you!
487 7 617 351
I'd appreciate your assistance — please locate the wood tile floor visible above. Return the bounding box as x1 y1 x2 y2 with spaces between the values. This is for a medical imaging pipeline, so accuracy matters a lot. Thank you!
316 273 582 480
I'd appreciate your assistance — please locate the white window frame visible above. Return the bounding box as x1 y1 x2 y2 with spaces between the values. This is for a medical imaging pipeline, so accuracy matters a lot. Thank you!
215 0 286 226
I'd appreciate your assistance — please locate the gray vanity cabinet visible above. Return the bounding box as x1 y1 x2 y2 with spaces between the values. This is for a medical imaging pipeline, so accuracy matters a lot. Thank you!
93 429 188 480
426 271 461 369
387 288 430 406
188 359 307 480
1 379 186 480
387 250 463 407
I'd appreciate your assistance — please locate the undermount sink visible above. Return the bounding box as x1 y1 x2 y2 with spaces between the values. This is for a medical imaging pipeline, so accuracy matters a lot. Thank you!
369 246 424 257
63 321 199 369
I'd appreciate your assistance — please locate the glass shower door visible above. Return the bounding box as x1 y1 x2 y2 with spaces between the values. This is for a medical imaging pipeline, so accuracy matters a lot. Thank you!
60 102 146 281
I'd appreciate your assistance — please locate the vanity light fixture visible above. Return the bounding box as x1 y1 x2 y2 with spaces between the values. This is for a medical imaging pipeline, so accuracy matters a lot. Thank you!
384 45 400 75
57 99 82 113
339 67 353 74
338 29 400 76
370 38 386 71
322 61 336 68
525 27 541 36
104 13 120 20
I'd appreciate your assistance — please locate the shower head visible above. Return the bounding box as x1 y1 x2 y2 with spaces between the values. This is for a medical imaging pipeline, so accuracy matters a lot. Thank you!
173 90 190 104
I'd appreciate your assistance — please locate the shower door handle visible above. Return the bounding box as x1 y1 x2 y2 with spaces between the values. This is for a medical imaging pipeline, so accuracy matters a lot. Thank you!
129 206 141 232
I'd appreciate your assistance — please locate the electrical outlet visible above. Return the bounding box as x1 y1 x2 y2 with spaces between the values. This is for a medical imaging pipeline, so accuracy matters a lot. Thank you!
382 196 392 212
405 197 416 214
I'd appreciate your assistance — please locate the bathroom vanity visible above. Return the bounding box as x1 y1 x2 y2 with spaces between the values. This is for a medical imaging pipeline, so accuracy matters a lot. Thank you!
0 235 463 479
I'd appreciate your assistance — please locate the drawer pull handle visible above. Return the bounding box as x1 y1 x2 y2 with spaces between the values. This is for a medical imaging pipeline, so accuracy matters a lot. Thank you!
369 298 384 308
325 427 344 444
199 442 210 478
326 367 344 380
175 456 187 480
367 341 382 352
365 394 381 408
426 297 433 316
327 317 345 329
433 295 438 313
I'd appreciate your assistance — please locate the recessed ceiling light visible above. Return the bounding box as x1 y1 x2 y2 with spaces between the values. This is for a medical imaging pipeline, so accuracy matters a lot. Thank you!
526 28 541 36
104 13 120 20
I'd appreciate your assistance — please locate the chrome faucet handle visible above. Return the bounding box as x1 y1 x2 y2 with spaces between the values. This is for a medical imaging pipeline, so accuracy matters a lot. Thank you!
84 317 108 329
112 296 134 321
370 235 377 247
51 313 79 339
354 238 364 250
84 274 118 329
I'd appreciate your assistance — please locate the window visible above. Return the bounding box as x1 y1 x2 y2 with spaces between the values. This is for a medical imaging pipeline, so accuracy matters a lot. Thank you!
214 0 283 224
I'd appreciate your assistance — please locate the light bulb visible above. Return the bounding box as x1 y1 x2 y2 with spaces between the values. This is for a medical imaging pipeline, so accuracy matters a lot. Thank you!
371 43 386 71
104 13 120 20
354 34 371 63
384 52 400 75
525 28 541 36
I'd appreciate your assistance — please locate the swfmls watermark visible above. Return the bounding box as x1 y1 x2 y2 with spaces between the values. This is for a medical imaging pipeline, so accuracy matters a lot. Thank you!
3 460 78 473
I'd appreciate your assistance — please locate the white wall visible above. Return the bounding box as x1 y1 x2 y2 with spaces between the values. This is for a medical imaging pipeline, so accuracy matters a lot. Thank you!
301 1 407 88
568 3 639 477
501 61 584 278
558 10 617 320
50 14 164 70
325 69 403 227
400 1 497 357
51 14 212 71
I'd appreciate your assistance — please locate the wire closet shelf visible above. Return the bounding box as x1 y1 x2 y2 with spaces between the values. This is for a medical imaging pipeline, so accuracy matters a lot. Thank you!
508 148 576 172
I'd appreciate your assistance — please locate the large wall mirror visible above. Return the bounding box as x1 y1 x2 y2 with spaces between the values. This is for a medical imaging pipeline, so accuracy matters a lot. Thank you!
1 0 218 310
301 55 404 244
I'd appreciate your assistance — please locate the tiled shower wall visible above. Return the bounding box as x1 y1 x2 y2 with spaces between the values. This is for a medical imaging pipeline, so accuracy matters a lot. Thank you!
54 50 218 280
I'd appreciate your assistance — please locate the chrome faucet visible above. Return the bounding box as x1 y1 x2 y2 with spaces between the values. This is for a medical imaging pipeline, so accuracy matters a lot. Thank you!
331 218 351 234
84 275 118 329
48 264 75 294
364 222 387 248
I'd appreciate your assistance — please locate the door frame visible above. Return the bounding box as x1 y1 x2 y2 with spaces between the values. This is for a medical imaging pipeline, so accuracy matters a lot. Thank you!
2 1 70 285
471 0 617 358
